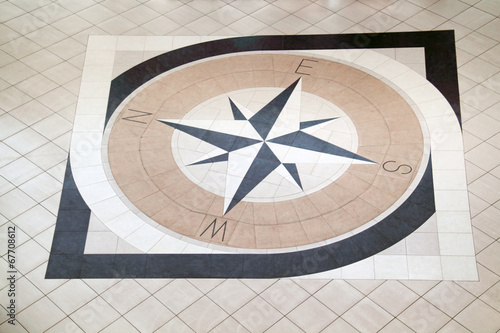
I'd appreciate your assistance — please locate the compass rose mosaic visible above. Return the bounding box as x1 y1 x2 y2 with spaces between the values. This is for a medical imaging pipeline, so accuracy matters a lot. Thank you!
46 32 477 280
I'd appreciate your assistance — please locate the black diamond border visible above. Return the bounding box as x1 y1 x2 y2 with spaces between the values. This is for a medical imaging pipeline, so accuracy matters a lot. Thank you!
46 31 460 279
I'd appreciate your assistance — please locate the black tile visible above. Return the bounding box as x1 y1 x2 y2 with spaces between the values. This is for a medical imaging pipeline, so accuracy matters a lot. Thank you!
45 254 83 279
80 255 115 278
50 231 87 254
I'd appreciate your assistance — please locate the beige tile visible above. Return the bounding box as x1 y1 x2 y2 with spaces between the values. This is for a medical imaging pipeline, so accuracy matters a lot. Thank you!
124 297 173 333
288 296 337 332
260 279 309 315
455 299 500 333
398 298 450 332
233 296 283 333
423 282 475 317
207 279 256 314
476 241 500 275
342 298 393 333
315 280 364 316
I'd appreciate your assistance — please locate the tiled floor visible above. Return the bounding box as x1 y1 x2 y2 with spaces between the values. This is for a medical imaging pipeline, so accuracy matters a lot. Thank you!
1 0 500 332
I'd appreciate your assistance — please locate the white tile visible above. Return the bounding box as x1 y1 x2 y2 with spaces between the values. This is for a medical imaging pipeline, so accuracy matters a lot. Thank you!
439 233 475 256
0 188 37 220
341 257 375 279
232 296 282 333
407 256 442 280
374 255 409 279
47 280 97 314
179 296 229 333
124 223 165 252
124 296 173 333
18 172 61 202
368 281 419 317
89 195 129 222
24 262 68 294
436 211 472 233
70 296 121 332
0 143 21 169
342 298 392 333
100 317 140 333
3 128 49 155
260 279 309 315
101 280 150 314
435 190 469 212
84 231 119 254
15 239 49 274
452 7 495 30
18 297 66 332
441 256 478 280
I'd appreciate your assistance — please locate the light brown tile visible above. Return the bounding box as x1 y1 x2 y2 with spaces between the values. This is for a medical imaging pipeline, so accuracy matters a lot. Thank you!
359 186 397 212
152 203 191 228
278 222 309 248
161 177 197 200
324 208 360 235
301 215 336 243
342 198 381 225
169 210 206 238
234 71 255 89
322 183 358 207
227 222 256 248
135 190 174 217
249 54 273 71
120 180 159 203
291 196 321 220
253 202 277 225
255 224 281 249
274 200 300 224
253 70 276 87
108 152 148 186
174 187 215 215
308 190 340 215
214 73 239 93
226 55 253 73
150 169 186 190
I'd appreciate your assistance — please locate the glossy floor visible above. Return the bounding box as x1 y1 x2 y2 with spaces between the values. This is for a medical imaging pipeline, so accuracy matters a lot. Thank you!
1 0 500 332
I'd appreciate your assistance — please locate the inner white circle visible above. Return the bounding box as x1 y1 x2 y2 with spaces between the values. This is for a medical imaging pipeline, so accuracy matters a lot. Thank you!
170 87 359 203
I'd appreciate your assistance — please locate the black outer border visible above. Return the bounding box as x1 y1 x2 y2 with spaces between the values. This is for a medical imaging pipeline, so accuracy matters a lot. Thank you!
47 31 460 279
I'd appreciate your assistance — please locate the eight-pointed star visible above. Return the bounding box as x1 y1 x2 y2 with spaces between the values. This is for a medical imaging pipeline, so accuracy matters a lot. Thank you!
158 78 374 215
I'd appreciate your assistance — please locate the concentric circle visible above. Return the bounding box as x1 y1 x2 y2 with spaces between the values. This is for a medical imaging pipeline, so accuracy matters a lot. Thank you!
106 53 425 250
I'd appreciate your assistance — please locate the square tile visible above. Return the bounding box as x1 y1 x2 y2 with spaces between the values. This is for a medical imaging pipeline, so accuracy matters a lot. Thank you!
18 297 66 332
288 297 337 332
398 298 450 332
342 298 393 333
47 280 97 314
423 282 475 317
455 299 500 332
179 296 228 333
207 279 257 314
155 280 203 314
70 297 121 332
124 296 173 333
369 281 419 316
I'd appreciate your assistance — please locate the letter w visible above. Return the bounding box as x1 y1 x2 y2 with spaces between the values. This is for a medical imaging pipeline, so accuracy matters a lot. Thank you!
200 219 227 242
122 109 153 124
